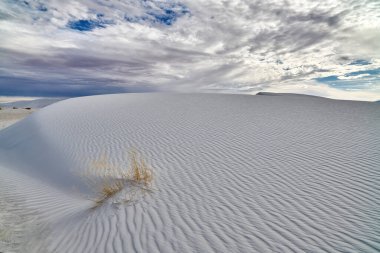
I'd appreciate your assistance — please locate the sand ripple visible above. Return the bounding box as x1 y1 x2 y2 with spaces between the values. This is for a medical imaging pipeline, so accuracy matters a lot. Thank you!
0 94 379 252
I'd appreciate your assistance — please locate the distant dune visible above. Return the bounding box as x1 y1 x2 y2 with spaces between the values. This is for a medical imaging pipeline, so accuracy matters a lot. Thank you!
0 98 64 109
256 91 322 97
0 98 64 131
0 108 35 130
0 93 379 252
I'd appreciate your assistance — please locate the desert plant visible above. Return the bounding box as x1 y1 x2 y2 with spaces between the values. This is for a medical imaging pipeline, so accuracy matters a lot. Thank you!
82 149 153 209
128 149 153 188
93 179 126 207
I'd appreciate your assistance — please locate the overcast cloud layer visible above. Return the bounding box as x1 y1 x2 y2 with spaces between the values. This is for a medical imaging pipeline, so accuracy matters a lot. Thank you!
0 0 379 100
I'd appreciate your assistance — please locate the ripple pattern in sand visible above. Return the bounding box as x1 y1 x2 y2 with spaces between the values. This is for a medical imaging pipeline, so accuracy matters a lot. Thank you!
0 94 379 252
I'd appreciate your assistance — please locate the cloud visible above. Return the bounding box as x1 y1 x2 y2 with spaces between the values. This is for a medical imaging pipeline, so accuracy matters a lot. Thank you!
0 0 379 100
0 74 157 97
337 73 371 80
260 81 380 102
315 68 380 94
349 60 371 66
124 1 190 25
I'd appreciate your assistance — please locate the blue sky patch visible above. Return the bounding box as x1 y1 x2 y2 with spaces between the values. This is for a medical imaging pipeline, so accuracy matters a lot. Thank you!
149 9 179 25
315 75 339 83
125 1 190 26
37 4 48 12
344 68 380 77
315 68 380 90
349 59 371 66
67 18 113 32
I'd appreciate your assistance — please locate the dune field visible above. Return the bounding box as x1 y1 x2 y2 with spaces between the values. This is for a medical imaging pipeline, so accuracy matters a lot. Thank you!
0 98 62 130
0 108 36 130
0 93 379 252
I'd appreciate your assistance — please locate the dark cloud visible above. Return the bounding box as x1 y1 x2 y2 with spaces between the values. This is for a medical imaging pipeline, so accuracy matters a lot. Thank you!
0 75 157 97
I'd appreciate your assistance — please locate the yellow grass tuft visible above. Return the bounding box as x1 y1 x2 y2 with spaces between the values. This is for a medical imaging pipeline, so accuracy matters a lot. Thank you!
93 180 125 207
82 149 153 209
129 149 153 187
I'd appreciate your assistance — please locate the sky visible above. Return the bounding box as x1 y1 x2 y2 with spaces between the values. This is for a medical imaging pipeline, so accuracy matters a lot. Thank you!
0 0 380 101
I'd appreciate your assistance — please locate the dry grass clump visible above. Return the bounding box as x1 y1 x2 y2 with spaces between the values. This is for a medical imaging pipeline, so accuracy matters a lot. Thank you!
82 149 153 208
93 180 126 207
129 149 153 188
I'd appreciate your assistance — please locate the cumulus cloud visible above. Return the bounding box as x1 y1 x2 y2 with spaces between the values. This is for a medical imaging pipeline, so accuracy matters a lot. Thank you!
0 0 379 100
338 74 371 80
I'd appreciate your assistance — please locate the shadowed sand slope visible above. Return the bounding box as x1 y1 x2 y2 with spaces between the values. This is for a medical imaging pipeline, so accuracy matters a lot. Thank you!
0 93 379 252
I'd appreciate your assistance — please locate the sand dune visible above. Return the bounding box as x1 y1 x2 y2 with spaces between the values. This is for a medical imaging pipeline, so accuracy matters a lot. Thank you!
0 97 63 130
0 98 64 109
0 108 36 130
0 93 379 252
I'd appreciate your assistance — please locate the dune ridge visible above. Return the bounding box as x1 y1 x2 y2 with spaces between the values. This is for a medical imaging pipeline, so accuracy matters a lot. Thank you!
0 93 379 252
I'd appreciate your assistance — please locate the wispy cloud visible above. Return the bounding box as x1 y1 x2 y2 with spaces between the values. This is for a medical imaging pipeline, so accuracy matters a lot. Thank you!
0 0 379 100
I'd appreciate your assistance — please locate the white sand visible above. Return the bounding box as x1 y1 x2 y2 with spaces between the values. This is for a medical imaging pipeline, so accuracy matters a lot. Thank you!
0 93 379 252
0 98 63 109
0 97 63 130
0 108 35 130
0 96 40 103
